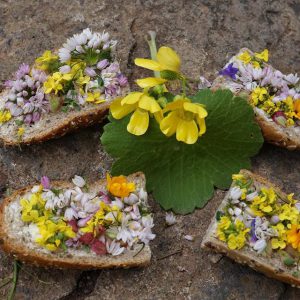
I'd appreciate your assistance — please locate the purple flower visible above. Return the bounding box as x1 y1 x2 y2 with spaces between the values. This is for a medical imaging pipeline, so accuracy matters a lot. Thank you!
4 80 13 88
219 63 239 80
15 63 30 79
41 176 51 189
97 59 109 70
250 219 258 243
84 67 97 77
117 74 128 87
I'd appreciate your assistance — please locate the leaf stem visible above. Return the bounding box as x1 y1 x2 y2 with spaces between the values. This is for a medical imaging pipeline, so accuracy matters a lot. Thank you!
8 260 19 300
145 31 160 78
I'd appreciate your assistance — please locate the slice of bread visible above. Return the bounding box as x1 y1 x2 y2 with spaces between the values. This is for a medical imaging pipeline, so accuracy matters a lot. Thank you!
0 172 152 269
0 90 114 146
201 170 300 287
212 48 300 150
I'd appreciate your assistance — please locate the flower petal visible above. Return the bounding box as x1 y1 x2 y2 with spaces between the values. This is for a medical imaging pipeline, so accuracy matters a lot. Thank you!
184 102 208 118
110 98 136 119
157 46 181 73
138 95 162 113
121 92 143 105
176 119 198 144
134 58 163 71
163 99 189 113
127 109 149 136
196 116 206 136
160 111 179 137
136 77 167 88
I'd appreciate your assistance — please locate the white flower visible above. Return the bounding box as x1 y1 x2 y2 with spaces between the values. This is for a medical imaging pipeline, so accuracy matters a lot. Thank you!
295 202 300 212
246 191 258 201
198 76 211 90
233 207 242 216
111 198 124 210
45 199 55 210
138 188 148 203
72 175 86 188
24 223 41 242
31 185 41 194
253 239 267 253
59 65 71 74
64 207 78 221
106 240 124 256
183 235 194 241
142 215 154 228
82 28 93 39
130 204 141 220
54 193 69 208
117 226 133 244
165 212 176 226
124 193 139 205
58 48 71 63
138 227 156 244
284 73 299 85
229 186 242 203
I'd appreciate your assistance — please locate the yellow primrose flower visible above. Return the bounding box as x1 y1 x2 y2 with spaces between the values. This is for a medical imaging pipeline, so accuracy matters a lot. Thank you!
135 46 181 73
160 97 208 144
287 224 300 251
0 110 12 123
110 92 162 136
86 92 105 104
106 174 135 198
294 99 300 118
136 77 167 88
35 50 59 70
237 51 252 64
254 49 269 62
250 87 268 106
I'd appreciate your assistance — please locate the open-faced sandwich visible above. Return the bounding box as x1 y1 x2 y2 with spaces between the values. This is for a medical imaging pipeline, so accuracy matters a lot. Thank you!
0 28 129 146
212 48 300 150
0 172 155 269
202 170 300 287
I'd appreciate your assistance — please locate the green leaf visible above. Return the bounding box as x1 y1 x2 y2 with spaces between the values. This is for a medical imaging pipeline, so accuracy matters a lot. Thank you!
101 89 263 214
283 257 295 266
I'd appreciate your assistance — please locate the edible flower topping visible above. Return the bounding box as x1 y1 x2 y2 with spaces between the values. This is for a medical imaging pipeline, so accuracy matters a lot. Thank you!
106 174 135 198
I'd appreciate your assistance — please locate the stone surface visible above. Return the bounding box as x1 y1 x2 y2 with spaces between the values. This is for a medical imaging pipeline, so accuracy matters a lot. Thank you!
0 0 300 299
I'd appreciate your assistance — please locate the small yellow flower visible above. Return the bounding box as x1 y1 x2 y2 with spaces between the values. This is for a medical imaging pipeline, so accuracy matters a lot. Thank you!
35 50 59 71
17 127 25 137
287 224 300 251
254 49 269 62
227 232 247 250
271 238 286 250
106 174 135 198
110 92 162 136
160 97 208 144
86 92 105 104
135 46 181 73
0 110 12 123
250 87 268 106
218 216 231 230
279 203 299 224
237 51 252 64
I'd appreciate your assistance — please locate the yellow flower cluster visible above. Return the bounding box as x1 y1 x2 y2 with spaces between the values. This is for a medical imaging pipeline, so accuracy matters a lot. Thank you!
35 50 59 72
20 190 75 251
0 110 12 124
238 49 268 68
250 187 278 216
110 46 208 144
217 216 250 250
43 64 90 95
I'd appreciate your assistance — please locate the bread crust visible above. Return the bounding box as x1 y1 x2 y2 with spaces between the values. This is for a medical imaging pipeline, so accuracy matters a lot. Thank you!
212 48 300 150
0 172 152 269
201 170 300 287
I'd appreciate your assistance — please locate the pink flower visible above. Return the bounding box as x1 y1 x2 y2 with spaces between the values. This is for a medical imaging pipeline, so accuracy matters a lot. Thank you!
91 240 107 255
41 176 51 189
79 232 94 245
68 220 78 233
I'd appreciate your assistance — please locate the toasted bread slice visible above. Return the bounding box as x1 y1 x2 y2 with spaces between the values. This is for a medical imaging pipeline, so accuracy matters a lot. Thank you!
0 172 152 269
212 48 300 150
202 170 300 288
0 95 110 146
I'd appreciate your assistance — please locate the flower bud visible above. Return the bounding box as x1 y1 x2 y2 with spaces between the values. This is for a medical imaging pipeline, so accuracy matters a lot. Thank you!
160 70 179 80
97 59 109 70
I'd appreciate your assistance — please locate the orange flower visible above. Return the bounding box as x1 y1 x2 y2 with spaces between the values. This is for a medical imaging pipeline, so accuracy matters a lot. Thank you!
287 224 300 251
106 174 135 198
294 100 300 118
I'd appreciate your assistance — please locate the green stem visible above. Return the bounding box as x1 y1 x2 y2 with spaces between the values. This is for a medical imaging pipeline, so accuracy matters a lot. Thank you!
8 261 19 300
145 31 160 78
